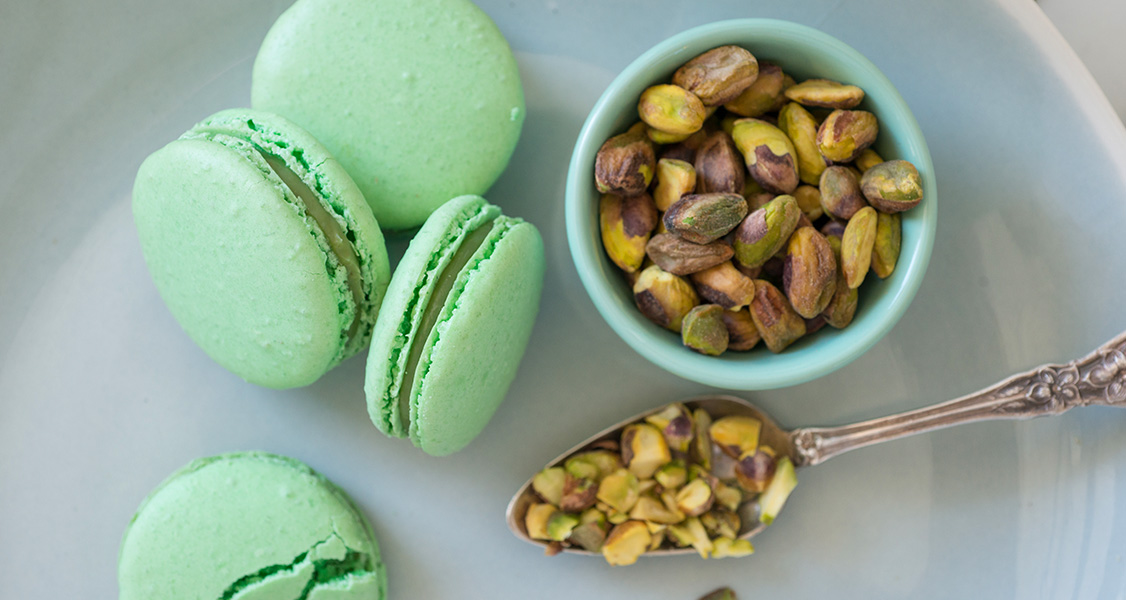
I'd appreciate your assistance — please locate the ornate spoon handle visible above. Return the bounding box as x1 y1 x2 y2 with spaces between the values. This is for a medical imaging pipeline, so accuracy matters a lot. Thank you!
790 330 1126 467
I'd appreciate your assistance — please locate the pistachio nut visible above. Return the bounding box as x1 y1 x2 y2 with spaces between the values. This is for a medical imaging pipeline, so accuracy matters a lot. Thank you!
594 128 656 196
713 481 742 512
783 227 838 319
749 279 807 352
567 521 607 552
871 211 901 278
784 78 865 109
732 194 801 269
745 191 774 213
841 206 878 289
571 450 624 480
629 494 686 525
621 423 673 479
820 219 846 241
644 403 694 453
699 587 739 600
638 84 707 136
778 102 828 185
805 314 827 334
647 126 692 145
673 45 760 106
559 473 599 512
633 265 700 331
546 511 581 542
690 408 713 471
854 148 884 172
818 165 868 220
735 262 762 280
532 467 566 505
596 468 641 514
690 262 756 310
663 192 749 244
646 234 733 276
860 159 923 213
601 520 652 566
731 118 800 194
709 415 762 459
700 508 741 540
724 62 785 118
659 128 710 164
694 131 746 195
525 503 557 541
600 193 657 273
710 537 755 559
721 308 761 351
774 74 797 112
654 460 689 490
653 158 697 211
792 184 824 221
675 478 716 517
816 109 879 163
581 507 608 527
733 447 776 493
681 304 730 356
821 260 859 329
683 516 715 558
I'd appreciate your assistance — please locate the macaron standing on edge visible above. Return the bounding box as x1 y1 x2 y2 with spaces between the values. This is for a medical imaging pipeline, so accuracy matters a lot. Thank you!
118 452 387 600
251 0 526 231
365 195 545 456
132 109 390 389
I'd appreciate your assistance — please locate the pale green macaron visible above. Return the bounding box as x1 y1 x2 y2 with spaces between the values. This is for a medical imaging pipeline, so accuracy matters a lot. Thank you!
252 0 525 231
365 196 544 456
133 109 390 389
118 452 386 600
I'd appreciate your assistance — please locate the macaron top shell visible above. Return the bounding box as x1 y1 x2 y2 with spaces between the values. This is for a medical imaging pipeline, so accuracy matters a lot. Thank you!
118 452 386 600
251 0 525 230
133 109 389 388
365 195 544 456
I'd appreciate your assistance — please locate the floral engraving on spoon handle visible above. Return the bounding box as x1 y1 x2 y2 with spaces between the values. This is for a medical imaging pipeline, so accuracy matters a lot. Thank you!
791 330 1126 467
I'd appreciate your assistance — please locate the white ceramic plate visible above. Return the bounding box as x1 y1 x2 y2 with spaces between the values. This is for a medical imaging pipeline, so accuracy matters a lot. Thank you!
3 0 1125 597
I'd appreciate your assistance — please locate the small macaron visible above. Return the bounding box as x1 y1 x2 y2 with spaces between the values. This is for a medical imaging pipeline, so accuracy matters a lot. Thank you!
251 0 525 230
118 452 386 600
365 195 544 456
133 109 390 388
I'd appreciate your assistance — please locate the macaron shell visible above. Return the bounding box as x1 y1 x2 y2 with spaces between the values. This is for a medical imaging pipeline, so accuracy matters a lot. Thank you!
410 217 545 456
118 452 386 600
251 0 525 230
134 138 347 388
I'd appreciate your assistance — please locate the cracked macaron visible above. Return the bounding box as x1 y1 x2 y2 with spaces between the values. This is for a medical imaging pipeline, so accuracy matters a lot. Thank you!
133 109 390 389
365 195 544 456
118 452 386 600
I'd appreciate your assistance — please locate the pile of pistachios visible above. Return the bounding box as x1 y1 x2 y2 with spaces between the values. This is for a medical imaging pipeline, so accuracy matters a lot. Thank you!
594 45 924 355
523 403 797 566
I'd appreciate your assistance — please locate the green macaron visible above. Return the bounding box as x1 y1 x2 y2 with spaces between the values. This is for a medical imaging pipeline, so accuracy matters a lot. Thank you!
251 0 525 231
133 109 390 389
365 195 544 456
118 452 386 600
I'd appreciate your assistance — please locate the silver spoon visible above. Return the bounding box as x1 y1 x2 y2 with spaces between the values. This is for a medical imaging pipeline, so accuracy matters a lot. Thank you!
506 330 1126 557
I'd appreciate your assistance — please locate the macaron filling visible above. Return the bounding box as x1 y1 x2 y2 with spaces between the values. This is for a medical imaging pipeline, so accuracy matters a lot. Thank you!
259 151 366 341
395 219 496 427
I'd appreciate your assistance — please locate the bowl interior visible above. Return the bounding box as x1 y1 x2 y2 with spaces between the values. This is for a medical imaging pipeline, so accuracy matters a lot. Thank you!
565 19 937 390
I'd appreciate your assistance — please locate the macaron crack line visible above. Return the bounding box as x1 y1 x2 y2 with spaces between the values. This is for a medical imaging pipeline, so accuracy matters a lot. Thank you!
217 532 379 600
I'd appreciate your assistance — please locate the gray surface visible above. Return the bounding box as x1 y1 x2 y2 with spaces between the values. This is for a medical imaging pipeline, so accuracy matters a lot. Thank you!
2 0 1126 598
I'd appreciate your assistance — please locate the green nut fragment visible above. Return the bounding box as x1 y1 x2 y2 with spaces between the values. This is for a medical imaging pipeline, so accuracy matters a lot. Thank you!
654 459 689 490
638 84 707 136
532 467 566 505
573 450 624 480
653 158 697 211
713 481 742 512
600 193 657 273
749 279 807 353
759 456 797 525
711 537 755 559
854 148 884 172
633 265 699 331
841 206 878 289
694 131 746 195
731 118 800 194
547 511 581 542
784 78 865 109
700 508 741 539
860 159 923 213
871 211 901 278
699 587 739 600
778 102 828 185
690 408 713 471
679 516 715 558
721 308 761 351
645 404 694 453
595 128 656 195
734 446 777 493
681 304 730 356
629 494 686 525
817 109 879 163
525 503 557 541
724 62 785 118
646 126 692 145
819 165 868 220
783 227 838 319
568 521 608 552
646 234 733 277
675 477 716 517
559 473 598 512
709 415 762 460
601 520 652 566
732 194 801 269
621 423 672 479
690 262 756 310
792 184 824 221
597 468 642 514
673 45 760 106
663 192 749 244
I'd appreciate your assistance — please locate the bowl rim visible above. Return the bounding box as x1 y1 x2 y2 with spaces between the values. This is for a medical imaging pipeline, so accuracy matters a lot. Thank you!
564 18 938 390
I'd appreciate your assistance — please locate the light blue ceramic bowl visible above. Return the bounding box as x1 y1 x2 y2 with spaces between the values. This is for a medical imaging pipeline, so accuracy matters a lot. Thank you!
565 19 937 390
